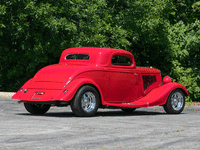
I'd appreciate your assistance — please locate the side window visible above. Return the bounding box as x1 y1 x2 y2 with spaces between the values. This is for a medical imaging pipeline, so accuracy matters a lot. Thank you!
112 55 132 66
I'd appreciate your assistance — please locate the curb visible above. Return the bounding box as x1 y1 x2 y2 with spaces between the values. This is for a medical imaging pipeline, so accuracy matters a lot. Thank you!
0 92 15 98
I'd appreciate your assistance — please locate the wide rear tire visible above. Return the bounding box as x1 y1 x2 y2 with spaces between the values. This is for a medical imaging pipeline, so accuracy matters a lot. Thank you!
70 86 100 117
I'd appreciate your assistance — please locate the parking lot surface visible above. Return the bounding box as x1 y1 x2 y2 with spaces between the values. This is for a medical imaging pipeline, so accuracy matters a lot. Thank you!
0 97 200 150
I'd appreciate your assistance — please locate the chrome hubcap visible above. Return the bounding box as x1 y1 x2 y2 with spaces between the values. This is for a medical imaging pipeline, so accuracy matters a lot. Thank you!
81 92 96 112
171 92 183 111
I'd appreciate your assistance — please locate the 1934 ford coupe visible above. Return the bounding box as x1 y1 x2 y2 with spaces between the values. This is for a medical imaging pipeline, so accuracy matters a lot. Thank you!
12 47 189 116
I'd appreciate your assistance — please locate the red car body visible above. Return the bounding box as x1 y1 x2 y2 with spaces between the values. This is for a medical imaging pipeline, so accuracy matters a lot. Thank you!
12 47 188 116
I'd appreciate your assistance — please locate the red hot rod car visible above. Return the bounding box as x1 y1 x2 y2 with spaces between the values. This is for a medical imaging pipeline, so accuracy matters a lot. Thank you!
12 47 188 116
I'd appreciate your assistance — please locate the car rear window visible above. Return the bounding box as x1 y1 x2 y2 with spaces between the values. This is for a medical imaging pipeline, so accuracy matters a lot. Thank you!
66 54 90 60
112 55 132 66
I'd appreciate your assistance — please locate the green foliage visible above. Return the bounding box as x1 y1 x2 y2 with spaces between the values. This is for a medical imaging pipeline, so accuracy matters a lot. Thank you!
0 0 200 101
0 0 130 91
167 0 200 24
0 0 75 91
168 20 200 101
121 0 174 74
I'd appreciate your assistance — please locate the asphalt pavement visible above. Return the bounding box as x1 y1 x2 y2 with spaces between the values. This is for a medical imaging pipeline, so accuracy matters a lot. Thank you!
0 96 200 150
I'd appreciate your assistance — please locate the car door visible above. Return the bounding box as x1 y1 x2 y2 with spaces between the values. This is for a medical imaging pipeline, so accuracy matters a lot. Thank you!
106 55 142 103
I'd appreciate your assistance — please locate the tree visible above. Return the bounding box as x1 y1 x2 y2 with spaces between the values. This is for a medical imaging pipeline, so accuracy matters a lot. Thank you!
0 0 200 101
0 0 130 91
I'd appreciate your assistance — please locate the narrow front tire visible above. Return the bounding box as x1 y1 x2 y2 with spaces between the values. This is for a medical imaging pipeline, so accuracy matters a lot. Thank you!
163 89 185 114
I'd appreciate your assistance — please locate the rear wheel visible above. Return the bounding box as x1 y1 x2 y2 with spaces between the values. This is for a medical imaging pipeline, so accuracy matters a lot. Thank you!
70 85 100 117
24 103 51 115
163 89 185 114
121 108 136 113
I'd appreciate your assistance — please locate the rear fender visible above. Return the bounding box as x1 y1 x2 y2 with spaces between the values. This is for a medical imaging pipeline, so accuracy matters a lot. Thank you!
55 78 103 102
12 79 33 99
142 82 189 107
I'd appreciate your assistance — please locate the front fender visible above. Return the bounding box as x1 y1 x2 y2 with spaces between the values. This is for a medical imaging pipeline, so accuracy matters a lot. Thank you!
55 78 104 102
141 82 188 107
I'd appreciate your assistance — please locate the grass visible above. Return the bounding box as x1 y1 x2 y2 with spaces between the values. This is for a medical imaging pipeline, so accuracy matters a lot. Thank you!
185 102 200 107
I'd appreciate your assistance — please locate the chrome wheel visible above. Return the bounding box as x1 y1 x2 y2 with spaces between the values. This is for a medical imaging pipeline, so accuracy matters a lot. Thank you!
81 92 96 112
171 92 184 111
70 85 100 117
163 89 185 114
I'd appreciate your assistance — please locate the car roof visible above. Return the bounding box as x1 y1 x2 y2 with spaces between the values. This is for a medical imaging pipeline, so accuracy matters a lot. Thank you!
59 47 134 67
61 47 131 55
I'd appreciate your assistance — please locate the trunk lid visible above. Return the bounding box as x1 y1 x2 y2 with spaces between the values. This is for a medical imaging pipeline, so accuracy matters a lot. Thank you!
28 64 83 90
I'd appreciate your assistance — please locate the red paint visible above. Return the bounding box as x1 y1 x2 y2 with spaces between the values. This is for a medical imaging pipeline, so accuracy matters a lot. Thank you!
163 76 172 84
12 47 188 108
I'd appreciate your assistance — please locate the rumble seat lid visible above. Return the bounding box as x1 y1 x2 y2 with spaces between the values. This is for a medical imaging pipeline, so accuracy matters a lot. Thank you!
32 64 82 83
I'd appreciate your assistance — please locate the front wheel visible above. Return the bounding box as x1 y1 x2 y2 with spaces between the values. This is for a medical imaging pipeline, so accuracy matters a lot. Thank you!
163 89 185 114
70 86 100 117
24 103 51 115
